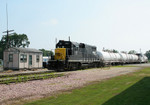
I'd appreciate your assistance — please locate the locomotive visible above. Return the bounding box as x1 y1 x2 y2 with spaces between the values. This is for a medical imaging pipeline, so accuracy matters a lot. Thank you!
48 40 103 71
48 40 148 71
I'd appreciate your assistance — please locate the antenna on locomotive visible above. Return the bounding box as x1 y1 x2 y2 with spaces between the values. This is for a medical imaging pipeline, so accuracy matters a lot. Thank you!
69 36 70 41
55 38 57 44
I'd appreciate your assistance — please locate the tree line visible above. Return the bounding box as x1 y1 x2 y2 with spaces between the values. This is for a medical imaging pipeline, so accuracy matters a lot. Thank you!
0 33 53 60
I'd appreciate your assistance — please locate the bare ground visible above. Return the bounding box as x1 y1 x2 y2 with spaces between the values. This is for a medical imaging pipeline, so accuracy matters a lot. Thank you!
0 64 149 105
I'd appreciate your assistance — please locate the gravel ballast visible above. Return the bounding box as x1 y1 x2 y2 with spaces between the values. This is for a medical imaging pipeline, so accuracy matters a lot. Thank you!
0 66 143 105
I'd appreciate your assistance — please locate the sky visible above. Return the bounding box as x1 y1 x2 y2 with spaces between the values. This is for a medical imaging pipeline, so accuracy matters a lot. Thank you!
0 0 150 53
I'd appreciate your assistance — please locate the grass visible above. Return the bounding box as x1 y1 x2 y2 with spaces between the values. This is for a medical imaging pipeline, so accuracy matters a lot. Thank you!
0 72 57 78
24 67 150 105
0 73 64 84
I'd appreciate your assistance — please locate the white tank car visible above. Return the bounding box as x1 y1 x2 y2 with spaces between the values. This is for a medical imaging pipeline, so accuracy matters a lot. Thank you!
119 53 138 63
98 51 123 65
136 53 148 63
98 51 147 65
97 51 112 64
128 54 138 63
143 55 148 63
141 55 148 63
132 54 138 62
114 53 122 63
119 53 128 63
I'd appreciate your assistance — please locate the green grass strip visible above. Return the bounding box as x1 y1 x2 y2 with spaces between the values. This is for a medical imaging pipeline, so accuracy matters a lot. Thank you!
25 68 150 105
0 73 63 84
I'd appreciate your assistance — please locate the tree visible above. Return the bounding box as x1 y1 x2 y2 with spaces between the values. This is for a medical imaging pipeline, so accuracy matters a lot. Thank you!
0 33 30 48
128 50 137 54
121 51 127 53
145 50 150 60
0 33 30 59
103 49 118 53
39 49 53 56
112 49 118 53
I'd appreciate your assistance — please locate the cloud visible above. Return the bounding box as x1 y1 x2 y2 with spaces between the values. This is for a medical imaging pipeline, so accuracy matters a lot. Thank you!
50 19 58 25
41 18 58 26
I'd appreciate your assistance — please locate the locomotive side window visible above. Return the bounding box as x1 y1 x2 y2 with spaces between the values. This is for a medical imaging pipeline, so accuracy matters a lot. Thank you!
92 47 96 51
79 43 85 48
74 47 78 55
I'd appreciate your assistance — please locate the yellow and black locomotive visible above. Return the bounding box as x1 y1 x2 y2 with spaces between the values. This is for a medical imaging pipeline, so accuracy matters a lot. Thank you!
48 40 102 71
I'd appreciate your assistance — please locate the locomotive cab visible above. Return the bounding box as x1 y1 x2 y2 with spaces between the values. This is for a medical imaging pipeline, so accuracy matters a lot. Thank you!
48 40 72 71
55 40 72 60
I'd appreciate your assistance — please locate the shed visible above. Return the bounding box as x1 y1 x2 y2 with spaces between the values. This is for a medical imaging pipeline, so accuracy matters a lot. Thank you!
3 47 43 70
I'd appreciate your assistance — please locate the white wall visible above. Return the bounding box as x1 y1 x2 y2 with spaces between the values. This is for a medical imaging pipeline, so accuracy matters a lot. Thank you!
4 49 43 70
19 53 43 69
3 51 19 69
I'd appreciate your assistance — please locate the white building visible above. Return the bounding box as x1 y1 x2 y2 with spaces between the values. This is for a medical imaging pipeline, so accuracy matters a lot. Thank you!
3 47 43 70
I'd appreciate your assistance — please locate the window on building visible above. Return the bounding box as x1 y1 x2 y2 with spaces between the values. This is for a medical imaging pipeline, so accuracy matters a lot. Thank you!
20 54 27 62
36 55 40 62
20 54 24 62
9 54 13 62
24 55 27 62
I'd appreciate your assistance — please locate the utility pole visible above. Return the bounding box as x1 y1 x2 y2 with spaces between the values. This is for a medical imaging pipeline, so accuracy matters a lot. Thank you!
2 3 14 49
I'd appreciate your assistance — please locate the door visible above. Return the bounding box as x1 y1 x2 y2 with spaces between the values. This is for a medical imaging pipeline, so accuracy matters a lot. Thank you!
29 55 32 66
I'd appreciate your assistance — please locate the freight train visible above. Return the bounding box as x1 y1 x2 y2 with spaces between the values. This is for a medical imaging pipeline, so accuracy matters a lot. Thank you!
48 40 148 71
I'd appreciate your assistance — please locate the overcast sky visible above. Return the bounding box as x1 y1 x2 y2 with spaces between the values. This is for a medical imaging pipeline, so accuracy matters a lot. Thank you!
0 0 150 53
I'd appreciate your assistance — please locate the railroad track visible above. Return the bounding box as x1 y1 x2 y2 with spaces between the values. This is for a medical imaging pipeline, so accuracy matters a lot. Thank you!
0 69 54 78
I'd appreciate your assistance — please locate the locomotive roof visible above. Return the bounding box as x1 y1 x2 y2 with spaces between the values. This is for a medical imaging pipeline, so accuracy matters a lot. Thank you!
57 40 96 49
71 41 96 48
71 42 80 47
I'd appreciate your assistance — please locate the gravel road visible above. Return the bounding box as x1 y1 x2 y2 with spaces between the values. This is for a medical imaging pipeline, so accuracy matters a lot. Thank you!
0 65 147 105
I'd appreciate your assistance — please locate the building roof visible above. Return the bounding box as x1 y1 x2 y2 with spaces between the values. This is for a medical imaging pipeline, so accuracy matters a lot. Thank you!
9 47 42 53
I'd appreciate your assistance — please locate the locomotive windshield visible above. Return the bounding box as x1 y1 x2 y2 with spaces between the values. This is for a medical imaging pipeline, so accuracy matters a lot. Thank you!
56 40 72 55
56 40 72 48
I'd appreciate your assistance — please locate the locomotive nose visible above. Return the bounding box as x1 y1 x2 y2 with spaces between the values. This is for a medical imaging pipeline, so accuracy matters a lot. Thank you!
54 48 66 60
